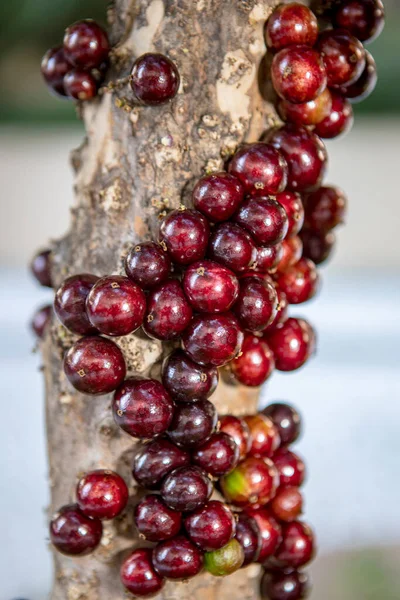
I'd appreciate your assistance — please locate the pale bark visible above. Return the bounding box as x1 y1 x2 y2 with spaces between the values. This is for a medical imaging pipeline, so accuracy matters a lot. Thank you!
43 1 279 597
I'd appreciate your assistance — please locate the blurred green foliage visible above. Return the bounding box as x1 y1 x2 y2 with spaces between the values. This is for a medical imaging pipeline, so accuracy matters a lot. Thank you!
0 0 398 124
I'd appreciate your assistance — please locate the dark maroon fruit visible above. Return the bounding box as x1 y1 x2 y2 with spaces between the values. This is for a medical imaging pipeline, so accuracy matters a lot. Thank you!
183 260 239 313
333 0 385 44
134 494 182 542
276 236 304 273
260 569 310 600
235 196 289 246
266 317 315 372
152 535 204 580
41 47 71 96
228 143 288 196
317 29 365 88
254 244 283 274
86 275 146 337
219 415 251 460
262 402 302 446
234 276 278 332
221 457 279 508
273 448 306 488
143 279 192 340
132 439 190 489
314 92 354 139
304 185 347 233
49 504 102 556
275 192 305 238
121 548 165 597
30 249 52 287
231 334 275 387
274 521 315 568
113 378 174 439
278 88 332 127
63 20 109 70
161 466 212 512
125 241 171 289
167 400 217 448
76 470 128 520
159 208 209 266
265 3 318 50
301 229 335 265
245 508 282 563
263 288 289 334
270 486 304 523
182 312 244 367
271 46 327 104
130 53 180 105
64 69 97 100
184 501 236 551
192 432 239 477
235 513 261 565
244 414 280 458
162 349 218 402
338 50 377 103
275 257 319 304
64 336 126 395
31 305 52 339
267 124 328 192
54 274 98 335
208 222 257 273
193 172 244 222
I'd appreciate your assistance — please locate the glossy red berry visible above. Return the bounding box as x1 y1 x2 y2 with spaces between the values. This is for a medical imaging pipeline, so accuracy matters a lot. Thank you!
270 486 304 523
244 414 280 458
228 143 288 196
134 494 182 542
161 466 212 512
231 335 275 387
235 197 289 246
254 244 283 274
274 521 315 568
271 46 327 105
301 228 335 265
263 288 289 334
167 400 217 448
153 535 204 580
219 415 251 461
304 185 347 232
162 349 218 402
274 448 306 487
245 508 282 563
76 470 128 520
184 501 236 551
130 53 180 105
267 124 328 192
31 249 52 287
265 3 318 50
192 432 239 477
183 260 239 313
338 50 377 103
208 222 257 273
204 539 244 576
266 317 315 372
86 276 146 336
314 92 354 139
54 274 98 335
64 336 126 395
125 241 171 289
182 312 243 367
31 305 52 338
121 548 165 597
49 504 102 556
262 402 302 446
276 192 304 238
113 378 174 439
159 208 209 266
235 513 261 565
221 457 279 508
275 257 319 304
317 29 366 88
276 236 304 273
41 47 71 96
234 276 278 332
333 0 385 44
193 172 244 222
143 279 192 340
64 69 98 100
132 439 190 489
279 87 332 127
63 20 109 70
261 569 310 600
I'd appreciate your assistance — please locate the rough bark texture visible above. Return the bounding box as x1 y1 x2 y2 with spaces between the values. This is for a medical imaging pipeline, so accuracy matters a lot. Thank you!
43 1 279 598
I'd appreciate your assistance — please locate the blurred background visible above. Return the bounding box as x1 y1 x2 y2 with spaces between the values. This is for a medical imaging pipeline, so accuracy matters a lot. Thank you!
0 1 399 599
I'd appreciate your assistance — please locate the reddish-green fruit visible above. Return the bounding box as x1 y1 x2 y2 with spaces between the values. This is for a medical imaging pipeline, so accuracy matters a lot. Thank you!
219 415 252 460
244 414 280 458
220 457 279 508
204 539 244 577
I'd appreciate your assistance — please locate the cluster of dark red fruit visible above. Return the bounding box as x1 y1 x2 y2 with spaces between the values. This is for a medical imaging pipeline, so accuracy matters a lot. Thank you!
267 0 384 139
41 19 179 105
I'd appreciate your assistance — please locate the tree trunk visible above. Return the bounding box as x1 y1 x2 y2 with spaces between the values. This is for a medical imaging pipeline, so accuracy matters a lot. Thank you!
43 1 278 598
